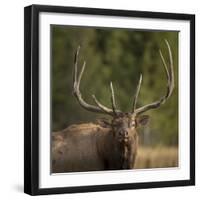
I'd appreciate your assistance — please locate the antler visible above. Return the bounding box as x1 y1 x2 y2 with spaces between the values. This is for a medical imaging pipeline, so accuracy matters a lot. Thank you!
132 74 143 113
133 39 174 115
73 46 122 116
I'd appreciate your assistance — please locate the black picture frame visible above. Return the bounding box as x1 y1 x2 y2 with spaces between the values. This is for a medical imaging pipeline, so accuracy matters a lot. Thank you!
24 4 195 195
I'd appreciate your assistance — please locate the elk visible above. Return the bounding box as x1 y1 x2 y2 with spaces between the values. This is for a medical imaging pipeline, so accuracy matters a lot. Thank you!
52 40 174 173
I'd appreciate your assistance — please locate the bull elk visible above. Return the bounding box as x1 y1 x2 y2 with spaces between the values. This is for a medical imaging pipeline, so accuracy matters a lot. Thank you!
52 40 174 173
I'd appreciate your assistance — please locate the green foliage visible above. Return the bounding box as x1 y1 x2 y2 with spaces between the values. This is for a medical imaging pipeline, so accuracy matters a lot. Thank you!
51 25 178 146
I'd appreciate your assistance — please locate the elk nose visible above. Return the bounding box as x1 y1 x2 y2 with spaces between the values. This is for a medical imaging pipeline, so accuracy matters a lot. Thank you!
119 130 128 137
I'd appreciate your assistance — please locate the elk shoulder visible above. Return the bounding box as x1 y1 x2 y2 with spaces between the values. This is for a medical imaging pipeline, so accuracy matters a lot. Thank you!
51 123 112 173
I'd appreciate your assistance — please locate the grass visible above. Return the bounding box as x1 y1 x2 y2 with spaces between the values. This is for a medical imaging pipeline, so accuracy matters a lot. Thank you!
134 146 178 169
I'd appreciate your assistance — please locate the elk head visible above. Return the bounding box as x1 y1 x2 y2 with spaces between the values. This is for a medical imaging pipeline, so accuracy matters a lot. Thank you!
72 40 174 160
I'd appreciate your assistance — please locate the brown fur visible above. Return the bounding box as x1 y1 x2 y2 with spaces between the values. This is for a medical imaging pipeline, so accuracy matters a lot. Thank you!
52 114 148 173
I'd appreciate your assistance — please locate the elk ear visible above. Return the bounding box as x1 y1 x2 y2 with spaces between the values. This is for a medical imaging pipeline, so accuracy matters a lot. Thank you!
136 115 149 126
96 118 111 128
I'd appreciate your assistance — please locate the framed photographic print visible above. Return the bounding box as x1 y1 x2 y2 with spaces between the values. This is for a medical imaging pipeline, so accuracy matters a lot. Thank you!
24 4 195 195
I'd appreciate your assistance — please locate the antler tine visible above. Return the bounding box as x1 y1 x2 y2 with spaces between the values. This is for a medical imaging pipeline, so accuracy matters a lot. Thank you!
92 83 121 115
73 45 80 89
77 61 86 89
91 95 114 114
73 46 121 116
132 74 143 113
110 82 117 115
132 74 142 113
159 49 171 100
134 40 174 115
165 39 174 97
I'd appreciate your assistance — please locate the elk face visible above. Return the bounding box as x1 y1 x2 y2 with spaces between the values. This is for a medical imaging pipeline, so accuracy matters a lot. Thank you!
112 114 149 144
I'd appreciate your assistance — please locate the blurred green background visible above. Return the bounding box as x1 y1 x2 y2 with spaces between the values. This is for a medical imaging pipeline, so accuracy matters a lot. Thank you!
51 25 178 147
